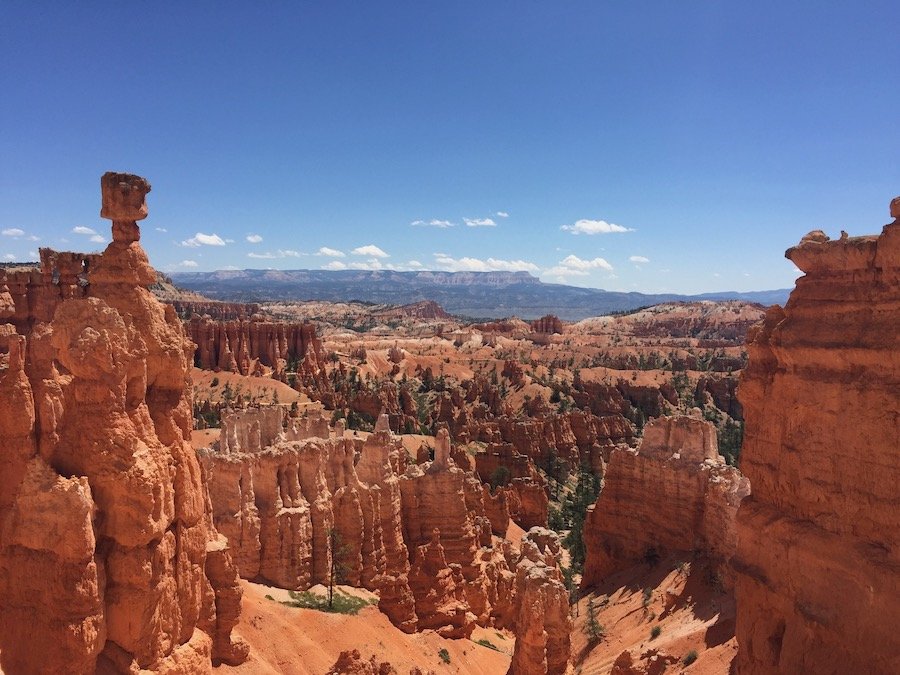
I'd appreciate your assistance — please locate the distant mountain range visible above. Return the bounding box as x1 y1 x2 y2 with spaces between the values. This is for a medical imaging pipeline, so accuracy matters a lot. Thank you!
170 269 791 321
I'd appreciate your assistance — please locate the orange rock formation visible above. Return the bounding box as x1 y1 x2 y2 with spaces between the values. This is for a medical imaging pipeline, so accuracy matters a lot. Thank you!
732 205 900 674
0 173 246 673
583 415 749 587
202 409 571 669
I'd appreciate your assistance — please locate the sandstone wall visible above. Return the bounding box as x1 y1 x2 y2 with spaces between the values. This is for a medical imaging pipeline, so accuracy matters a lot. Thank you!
0 173 245 674
186 314 326 384
582 415 748 587
732 211 900 674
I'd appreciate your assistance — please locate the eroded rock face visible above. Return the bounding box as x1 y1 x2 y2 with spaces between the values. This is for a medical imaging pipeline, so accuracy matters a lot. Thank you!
0 173 246 674
732 210 900 674
201 410 548 646
507 528 572 675
582 415 749 587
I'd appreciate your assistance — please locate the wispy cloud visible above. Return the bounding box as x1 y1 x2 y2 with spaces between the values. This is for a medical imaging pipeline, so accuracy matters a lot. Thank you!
561 219 633 235
3 253 16 260
411 219 455 228
155 227 168 233
89 234 106 243
496 211 509 218
246 234 263 243
2 228 24 237
351 244 389 258
323 260 347 270
629 255 649 264
179 260 198 268
247 249 303 259
407 260 423 268
182 232 226 247
464 217 496 227
543 254 614 278
71 226 97 235
317 246 345 257
433 253 538 273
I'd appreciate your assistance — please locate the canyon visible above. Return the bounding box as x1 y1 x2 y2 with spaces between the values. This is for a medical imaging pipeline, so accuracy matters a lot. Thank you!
0 172 896 675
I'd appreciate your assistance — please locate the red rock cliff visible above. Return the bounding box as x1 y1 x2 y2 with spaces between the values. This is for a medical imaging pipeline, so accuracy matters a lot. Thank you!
0 173 246 674
732 207 900 674
583 415 749 587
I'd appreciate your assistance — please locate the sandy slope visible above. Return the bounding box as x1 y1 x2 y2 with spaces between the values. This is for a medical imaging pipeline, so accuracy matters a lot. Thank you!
221 580 512 675
571 556 736 674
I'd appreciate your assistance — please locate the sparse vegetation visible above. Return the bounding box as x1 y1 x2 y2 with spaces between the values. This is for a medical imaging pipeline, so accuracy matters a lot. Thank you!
683 649 698 665
650 625 662 640
475 638 500 651
281 589 371 615
585 597 605 644
438 648 451 664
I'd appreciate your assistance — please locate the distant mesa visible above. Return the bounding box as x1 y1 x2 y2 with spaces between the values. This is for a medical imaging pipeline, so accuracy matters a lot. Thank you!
171 267 791 321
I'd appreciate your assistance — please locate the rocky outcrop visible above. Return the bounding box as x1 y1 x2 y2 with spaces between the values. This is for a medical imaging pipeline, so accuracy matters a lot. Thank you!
186 314 326 385
732 207 900 674
507 528 572 675
582 415 749 587
0 173 246 674
530 314 563 335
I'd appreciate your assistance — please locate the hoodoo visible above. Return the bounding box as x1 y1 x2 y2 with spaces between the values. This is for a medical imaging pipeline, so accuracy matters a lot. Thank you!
732 200 900 673
0 174 246 673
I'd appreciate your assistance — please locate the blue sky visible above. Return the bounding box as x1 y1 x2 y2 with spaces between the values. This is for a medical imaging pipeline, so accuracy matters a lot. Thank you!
1 2 898 294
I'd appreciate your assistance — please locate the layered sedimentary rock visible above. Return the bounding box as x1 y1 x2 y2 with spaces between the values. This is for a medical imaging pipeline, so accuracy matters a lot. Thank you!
0 173 246 674
202 410 569 662
507 529 572 675
186 314 326 385
582 415 749 586
732 208 900 674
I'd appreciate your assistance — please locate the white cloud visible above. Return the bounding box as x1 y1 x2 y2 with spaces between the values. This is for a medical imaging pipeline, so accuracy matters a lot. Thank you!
542 254 614 278
561 219 633 235
27 235 40 241
323 260 347 270
407 260 423 268
349 258 385 270
433 253 538 273
629 255 649 264
496 211 509 218
3 253 15 260
155 227 168 233
2 228 25 237
411 219 455 228
179 260 198 268
248 252 278 259
464 217 496 227
89 235 106 243
71 226 97 235
181 232 226 247
317 246 345 257
225 238 235 243
246 234 263 243
352 244 389 258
